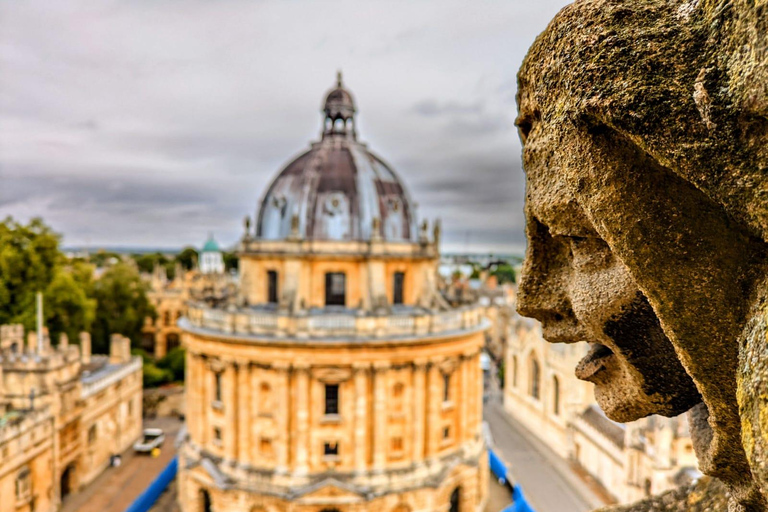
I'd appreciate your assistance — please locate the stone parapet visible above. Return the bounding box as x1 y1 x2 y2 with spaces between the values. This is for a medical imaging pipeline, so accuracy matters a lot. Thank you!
81 356 142 398
240 238 438 259
184 303 487 341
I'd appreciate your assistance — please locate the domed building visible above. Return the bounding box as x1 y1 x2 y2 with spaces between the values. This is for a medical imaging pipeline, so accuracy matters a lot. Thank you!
200 234 225 275
179 74 488 512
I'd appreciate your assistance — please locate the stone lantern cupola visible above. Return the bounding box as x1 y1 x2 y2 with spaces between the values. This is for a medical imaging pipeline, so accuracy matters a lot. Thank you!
323 71 356 138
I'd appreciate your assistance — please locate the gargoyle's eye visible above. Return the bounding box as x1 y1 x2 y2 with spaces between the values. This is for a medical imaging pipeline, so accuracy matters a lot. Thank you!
516 118 533 142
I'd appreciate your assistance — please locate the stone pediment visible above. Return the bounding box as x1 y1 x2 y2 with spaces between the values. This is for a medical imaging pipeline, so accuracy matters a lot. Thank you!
312 367 352 383
290 477 369 503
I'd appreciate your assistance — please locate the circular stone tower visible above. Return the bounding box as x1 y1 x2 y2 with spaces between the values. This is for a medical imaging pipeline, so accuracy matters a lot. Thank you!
179 74 488 512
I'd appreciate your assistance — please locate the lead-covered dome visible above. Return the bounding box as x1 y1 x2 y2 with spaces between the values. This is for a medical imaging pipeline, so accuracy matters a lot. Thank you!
256 74 418 242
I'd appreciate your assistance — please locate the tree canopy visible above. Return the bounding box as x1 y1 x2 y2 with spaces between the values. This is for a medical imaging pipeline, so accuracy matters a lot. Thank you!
90 261 154 353
0 217 154 352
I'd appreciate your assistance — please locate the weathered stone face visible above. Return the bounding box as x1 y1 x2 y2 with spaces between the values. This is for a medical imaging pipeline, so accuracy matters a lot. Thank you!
516 0 768 509
518 135 702 423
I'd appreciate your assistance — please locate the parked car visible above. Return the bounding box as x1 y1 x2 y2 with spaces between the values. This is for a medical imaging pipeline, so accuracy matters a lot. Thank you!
133 428 165 453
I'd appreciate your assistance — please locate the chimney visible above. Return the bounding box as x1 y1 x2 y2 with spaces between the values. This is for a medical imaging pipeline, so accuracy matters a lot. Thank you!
36 291 43 354
110 334 131 364
27 332 37 353
41 327 51 354
59 333 69 350
79 332 91 365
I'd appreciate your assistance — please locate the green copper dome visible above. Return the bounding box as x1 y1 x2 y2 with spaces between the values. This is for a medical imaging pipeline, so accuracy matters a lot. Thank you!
202 236 220 253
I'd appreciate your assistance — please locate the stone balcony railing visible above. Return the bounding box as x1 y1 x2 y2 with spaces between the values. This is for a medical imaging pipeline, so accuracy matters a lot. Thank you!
184 302 487 341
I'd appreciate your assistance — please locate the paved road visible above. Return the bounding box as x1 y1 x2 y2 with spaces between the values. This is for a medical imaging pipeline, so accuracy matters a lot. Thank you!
483 371 605 512
61 416 182 512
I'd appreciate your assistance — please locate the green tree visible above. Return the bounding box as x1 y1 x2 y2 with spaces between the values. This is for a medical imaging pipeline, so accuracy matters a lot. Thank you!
490 263 516 285
175 247 198 271
0 217 61 326
132 252 169 275
88 250 122 268
223 251 238 272
91 262 155 353
157 347 186 382
44 269 96 345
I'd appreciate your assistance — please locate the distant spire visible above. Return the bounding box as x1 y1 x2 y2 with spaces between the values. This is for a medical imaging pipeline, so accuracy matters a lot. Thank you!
337 70 343 87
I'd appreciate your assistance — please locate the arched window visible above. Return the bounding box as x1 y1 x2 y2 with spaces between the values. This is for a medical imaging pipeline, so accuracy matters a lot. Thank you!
529 356 540 400
449 487 461 512
552 375 560 415
200 489 212 512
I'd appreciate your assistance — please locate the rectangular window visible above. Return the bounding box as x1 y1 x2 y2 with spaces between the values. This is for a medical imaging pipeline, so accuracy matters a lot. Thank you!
214 372 223 402
393 272 405 305
324 441 339 457
325 272 346 306
391 437 403 452
88 425 97 445
214 427 222 441
260 437 273 457
443 373 451 402
443 426 451 439
324 384 339 415
267 270 278 304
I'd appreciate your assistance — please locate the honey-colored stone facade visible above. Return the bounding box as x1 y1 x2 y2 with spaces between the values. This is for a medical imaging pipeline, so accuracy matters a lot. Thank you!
179 236 489 512
0 326 143 512
178 77 489 511
143 265 234 358
504 318 698 505
180 328 487 512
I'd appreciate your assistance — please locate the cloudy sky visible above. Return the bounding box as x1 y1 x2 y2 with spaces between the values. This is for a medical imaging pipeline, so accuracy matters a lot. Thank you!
0 0 571 254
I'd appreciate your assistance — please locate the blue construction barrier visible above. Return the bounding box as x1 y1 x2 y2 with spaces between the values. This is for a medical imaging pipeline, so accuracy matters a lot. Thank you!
501 486 537 512
124 456 178 512
489 449 508 485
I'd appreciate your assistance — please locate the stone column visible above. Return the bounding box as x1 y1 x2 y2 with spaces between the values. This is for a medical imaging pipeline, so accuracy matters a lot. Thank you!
188 353 200 444
293 363 310 475
372 362 389 471
459 354 469 444
412 360 427 463
475 351 483 437
237 362 250 464
353 363 369 474
425 361 440 457
199 356 209 447
274 361 290 473
225 361 238 462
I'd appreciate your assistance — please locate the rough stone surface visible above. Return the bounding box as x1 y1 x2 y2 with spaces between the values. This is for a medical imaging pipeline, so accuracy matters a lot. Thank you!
595 478 729 512
515 0 767 510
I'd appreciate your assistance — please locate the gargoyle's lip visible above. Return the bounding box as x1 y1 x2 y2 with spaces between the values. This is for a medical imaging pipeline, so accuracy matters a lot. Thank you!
575 343 614 381
540 322 584 344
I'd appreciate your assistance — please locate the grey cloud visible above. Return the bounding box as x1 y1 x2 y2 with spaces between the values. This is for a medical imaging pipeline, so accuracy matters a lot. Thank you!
0 0 571 253
411 99 484 117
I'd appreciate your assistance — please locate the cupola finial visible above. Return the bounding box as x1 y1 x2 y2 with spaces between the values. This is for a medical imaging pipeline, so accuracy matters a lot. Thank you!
322 71 356 139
